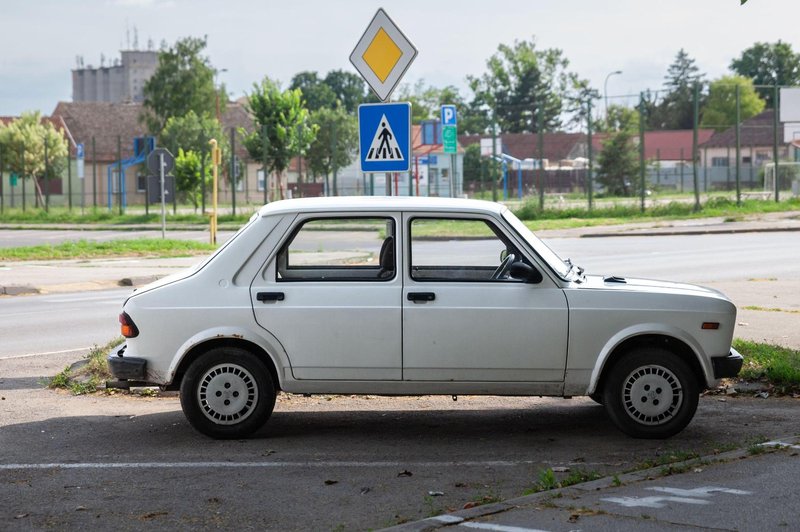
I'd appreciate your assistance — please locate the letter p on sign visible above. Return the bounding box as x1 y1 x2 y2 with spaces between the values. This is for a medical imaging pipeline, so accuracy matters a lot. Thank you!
441 105 457 126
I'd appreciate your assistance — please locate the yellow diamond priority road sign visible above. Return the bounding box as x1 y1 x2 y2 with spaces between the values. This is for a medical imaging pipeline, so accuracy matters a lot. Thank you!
350 8 418 102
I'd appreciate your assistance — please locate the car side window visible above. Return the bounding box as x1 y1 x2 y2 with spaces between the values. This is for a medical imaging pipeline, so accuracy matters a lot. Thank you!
409 217 522 282
276 217 395 282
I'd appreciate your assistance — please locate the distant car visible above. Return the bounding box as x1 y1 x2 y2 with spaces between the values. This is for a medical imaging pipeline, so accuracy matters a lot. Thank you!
109 197 742 439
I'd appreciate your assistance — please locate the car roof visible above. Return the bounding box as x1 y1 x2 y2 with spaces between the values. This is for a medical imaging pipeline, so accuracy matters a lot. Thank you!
257 196 508 217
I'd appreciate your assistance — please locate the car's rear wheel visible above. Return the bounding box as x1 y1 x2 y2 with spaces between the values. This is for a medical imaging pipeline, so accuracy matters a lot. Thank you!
602 347 698 439
180 347 276 439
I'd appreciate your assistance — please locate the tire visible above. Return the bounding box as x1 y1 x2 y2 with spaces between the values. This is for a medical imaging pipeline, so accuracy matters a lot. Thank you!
180 347 276 439
588 392 604 405
602 347 699 439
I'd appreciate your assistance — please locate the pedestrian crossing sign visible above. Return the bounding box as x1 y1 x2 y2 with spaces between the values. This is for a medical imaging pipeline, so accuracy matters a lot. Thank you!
358 102 411 172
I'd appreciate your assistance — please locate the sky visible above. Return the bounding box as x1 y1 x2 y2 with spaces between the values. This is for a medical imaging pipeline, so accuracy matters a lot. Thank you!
1 0 799 117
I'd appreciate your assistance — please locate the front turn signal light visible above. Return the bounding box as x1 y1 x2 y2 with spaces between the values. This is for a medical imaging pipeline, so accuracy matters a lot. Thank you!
702 322 720 330
119 312 139 338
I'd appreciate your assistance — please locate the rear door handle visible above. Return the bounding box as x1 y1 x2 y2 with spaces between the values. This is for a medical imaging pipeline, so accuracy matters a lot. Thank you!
407 292 435 302
257 292 285 302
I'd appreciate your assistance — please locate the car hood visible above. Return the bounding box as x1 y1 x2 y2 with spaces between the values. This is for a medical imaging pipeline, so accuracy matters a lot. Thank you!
578 274 728 300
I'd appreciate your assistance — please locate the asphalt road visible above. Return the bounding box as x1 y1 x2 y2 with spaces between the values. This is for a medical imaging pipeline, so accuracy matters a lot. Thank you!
0 288 128 359
2 229 799 530
2 231 799 360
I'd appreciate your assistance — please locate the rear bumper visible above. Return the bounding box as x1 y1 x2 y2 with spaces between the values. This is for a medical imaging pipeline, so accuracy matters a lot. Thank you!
107 343 148 381
711 348 744 379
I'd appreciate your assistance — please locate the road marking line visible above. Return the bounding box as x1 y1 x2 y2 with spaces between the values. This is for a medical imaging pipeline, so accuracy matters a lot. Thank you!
760 441 800 451
0 347 92 360
460 522 550 532
0 460 541 471
601 495 710 508
648 486 751 497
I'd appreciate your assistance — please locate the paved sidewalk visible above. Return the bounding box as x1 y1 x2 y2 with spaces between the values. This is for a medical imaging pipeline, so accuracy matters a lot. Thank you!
385 437 800 532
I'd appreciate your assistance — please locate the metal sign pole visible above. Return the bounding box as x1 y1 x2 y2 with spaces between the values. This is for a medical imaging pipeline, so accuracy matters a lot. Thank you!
159 152 166 239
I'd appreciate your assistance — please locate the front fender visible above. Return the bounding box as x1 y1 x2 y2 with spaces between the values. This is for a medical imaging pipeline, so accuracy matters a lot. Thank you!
166 326 292 387
585 323 712 394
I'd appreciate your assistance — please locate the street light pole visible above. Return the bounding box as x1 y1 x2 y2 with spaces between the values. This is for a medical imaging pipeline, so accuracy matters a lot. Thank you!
604 70 623 117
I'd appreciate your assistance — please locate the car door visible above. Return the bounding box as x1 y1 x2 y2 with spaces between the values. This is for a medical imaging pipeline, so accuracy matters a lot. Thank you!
402 214 568 382
251 214 402 380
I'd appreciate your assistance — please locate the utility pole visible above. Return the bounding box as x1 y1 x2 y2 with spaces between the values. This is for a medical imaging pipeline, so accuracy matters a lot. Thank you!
230 127 236 216
692 83 701 212
262 125 269 204
538 106 544 209
735 84 741 206
491 120 498 202
586 97 593 211
638 92 646 212
773 84 780 202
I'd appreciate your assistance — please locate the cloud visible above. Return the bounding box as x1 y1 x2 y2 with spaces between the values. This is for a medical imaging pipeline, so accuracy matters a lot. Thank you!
109 0 175 7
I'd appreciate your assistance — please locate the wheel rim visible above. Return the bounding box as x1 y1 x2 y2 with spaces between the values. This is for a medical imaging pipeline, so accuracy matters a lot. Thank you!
621 364 683 426
197 363 259 425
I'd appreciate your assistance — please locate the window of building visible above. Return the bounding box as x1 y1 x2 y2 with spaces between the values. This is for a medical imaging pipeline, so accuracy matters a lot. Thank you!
711 157 729 167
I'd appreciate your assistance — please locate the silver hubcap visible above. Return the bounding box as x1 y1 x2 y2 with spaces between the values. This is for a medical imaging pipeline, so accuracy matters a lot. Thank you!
622 365 682 425
197 363 258 425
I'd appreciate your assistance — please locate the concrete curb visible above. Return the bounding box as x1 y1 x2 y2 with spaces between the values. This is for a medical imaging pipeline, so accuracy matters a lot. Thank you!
0 276 161 297
382 434 800 531
582 226 800 238
0 285 40 296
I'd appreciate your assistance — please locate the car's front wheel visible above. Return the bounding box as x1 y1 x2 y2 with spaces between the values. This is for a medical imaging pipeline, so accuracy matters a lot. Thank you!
180 347 276 439
602 348 698 439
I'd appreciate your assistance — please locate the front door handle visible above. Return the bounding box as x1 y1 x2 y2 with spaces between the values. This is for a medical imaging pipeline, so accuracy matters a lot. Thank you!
407 292 435 302
257 292 285 302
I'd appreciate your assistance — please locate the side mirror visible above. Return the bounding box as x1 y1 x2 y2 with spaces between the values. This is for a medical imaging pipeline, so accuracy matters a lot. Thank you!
509 262 543 284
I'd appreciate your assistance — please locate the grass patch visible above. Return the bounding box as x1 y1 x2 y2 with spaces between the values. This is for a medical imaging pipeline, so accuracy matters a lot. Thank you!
634 450 701 471
47 338 123 395
523 468 602 495
0 238 217 261
0 207 254 225
733 339 800 390
513 196 800 223
742 305 800 315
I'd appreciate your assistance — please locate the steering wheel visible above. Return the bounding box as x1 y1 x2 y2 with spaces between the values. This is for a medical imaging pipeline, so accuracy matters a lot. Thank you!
492 253 516 280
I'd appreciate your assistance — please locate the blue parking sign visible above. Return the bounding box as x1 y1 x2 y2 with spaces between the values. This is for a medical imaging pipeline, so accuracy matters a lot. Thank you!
441 105 457 126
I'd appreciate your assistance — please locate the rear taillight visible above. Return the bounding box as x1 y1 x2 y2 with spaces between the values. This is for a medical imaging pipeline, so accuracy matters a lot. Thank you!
119 312 139 338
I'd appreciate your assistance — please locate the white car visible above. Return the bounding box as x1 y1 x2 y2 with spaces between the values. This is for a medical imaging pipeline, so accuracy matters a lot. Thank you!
109 197 742 439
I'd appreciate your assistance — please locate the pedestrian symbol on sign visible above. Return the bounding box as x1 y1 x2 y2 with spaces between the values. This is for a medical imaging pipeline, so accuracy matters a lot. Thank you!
366 115 404 162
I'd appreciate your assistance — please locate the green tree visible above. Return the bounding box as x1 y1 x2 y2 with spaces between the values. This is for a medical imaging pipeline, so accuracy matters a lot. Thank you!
648 49 705 130
595 116 639 196
173 148 212 210
289 71 337 112
142 36 220 134
593 104 641 133
160 111 228 161
0 111 68 203
701 75 766 131
324 70 372 112
730 41 800 107
462 143 483 184
306 107 357 195
242 78 316 199
467 37 588 133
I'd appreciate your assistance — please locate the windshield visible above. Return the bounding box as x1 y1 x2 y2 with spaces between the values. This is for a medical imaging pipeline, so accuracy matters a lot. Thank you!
502 209 571 278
